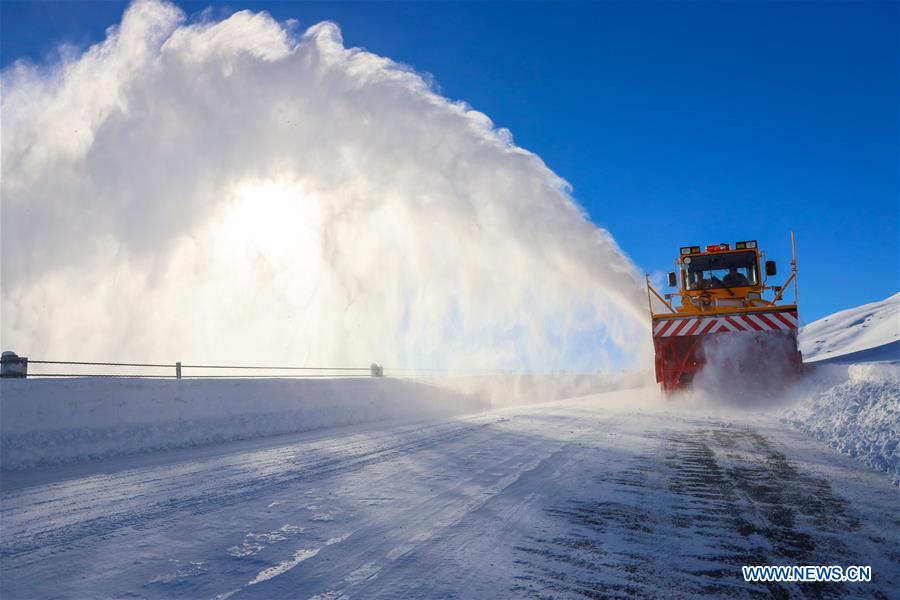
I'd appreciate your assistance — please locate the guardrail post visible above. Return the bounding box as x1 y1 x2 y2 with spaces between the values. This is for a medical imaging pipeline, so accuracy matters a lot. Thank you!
370 363 383 377
175 362 182 379
1 351 28 378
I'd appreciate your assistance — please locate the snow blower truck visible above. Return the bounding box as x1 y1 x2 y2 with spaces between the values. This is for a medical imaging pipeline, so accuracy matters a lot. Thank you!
646 235 802 393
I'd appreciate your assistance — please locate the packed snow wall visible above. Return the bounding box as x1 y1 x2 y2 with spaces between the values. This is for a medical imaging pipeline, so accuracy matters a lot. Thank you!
781 362 899 485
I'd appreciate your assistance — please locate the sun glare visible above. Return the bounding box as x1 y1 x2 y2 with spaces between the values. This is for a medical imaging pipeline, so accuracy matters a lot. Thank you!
219 179 322 261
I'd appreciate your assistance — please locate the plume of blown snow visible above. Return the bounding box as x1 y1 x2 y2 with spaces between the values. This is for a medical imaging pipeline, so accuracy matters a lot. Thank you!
1 0 649 372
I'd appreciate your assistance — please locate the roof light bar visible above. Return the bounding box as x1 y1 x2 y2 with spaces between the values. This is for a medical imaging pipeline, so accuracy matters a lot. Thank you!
735 240 758 249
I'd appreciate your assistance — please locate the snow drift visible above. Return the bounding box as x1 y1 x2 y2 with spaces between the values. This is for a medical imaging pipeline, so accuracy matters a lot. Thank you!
782 362 899 484
778 293 900 484
0 377 486 470
1 0 648 374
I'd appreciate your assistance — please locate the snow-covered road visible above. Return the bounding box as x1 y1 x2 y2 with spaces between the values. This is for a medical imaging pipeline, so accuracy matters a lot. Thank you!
2 388 898 599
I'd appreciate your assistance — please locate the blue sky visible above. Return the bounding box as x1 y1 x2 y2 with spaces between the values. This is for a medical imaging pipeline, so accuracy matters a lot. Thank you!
2 0 897 323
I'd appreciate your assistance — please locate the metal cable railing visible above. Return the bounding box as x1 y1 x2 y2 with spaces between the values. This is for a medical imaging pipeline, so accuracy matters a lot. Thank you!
27 373 374 379
3 354 603 380
28 360 175 368
178 364 370 371
27 373 176 378
4 356 380 380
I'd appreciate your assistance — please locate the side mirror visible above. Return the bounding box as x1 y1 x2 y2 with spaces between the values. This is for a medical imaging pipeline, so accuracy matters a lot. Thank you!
765 261 777 276
667 272 677 287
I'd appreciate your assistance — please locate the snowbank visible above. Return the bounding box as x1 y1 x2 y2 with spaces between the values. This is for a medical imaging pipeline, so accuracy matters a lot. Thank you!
800 293 899 362
782 362 899 484
0 377 486 470
784 293 899 483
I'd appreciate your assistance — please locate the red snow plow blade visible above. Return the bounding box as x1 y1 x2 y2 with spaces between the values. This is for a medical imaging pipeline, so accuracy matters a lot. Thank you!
652 308 802 393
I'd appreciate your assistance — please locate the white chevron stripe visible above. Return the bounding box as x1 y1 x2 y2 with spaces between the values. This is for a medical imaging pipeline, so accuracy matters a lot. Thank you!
659 320 678 337
696 319 716 335
665 319 686 336
779 311 798 327
669 319 689 335
667 319 688 336
675 319 698 336
716 318 737 332
768 315 790 330
655 320 672 336
653 311 798 337
746 314 769 330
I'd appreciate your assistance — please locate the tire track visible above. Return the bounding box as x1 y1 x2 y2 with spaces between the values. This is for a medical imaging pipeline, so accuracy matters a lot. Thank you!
513 424 896 599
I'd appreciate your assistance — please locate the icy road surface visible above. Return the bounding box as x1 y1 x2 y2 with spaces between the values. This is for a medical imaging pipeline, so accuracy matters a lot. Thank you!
2 388 898 599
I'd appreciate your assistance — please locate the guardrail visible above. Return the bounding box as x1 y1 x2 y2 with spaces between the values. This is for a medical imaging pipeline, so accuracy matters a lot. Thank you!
1 351 605 380
0 353 383 379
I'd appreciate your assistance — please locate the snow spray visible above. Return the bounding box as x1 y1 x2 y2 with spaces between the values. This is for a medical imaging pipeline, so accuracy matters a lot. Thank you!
2 0 649 372
691 332 801 406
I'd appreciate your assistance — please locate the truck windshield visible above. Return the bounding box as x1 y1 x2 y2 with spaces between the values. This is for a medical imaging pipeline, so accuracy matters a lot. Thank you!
683 251 758 291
